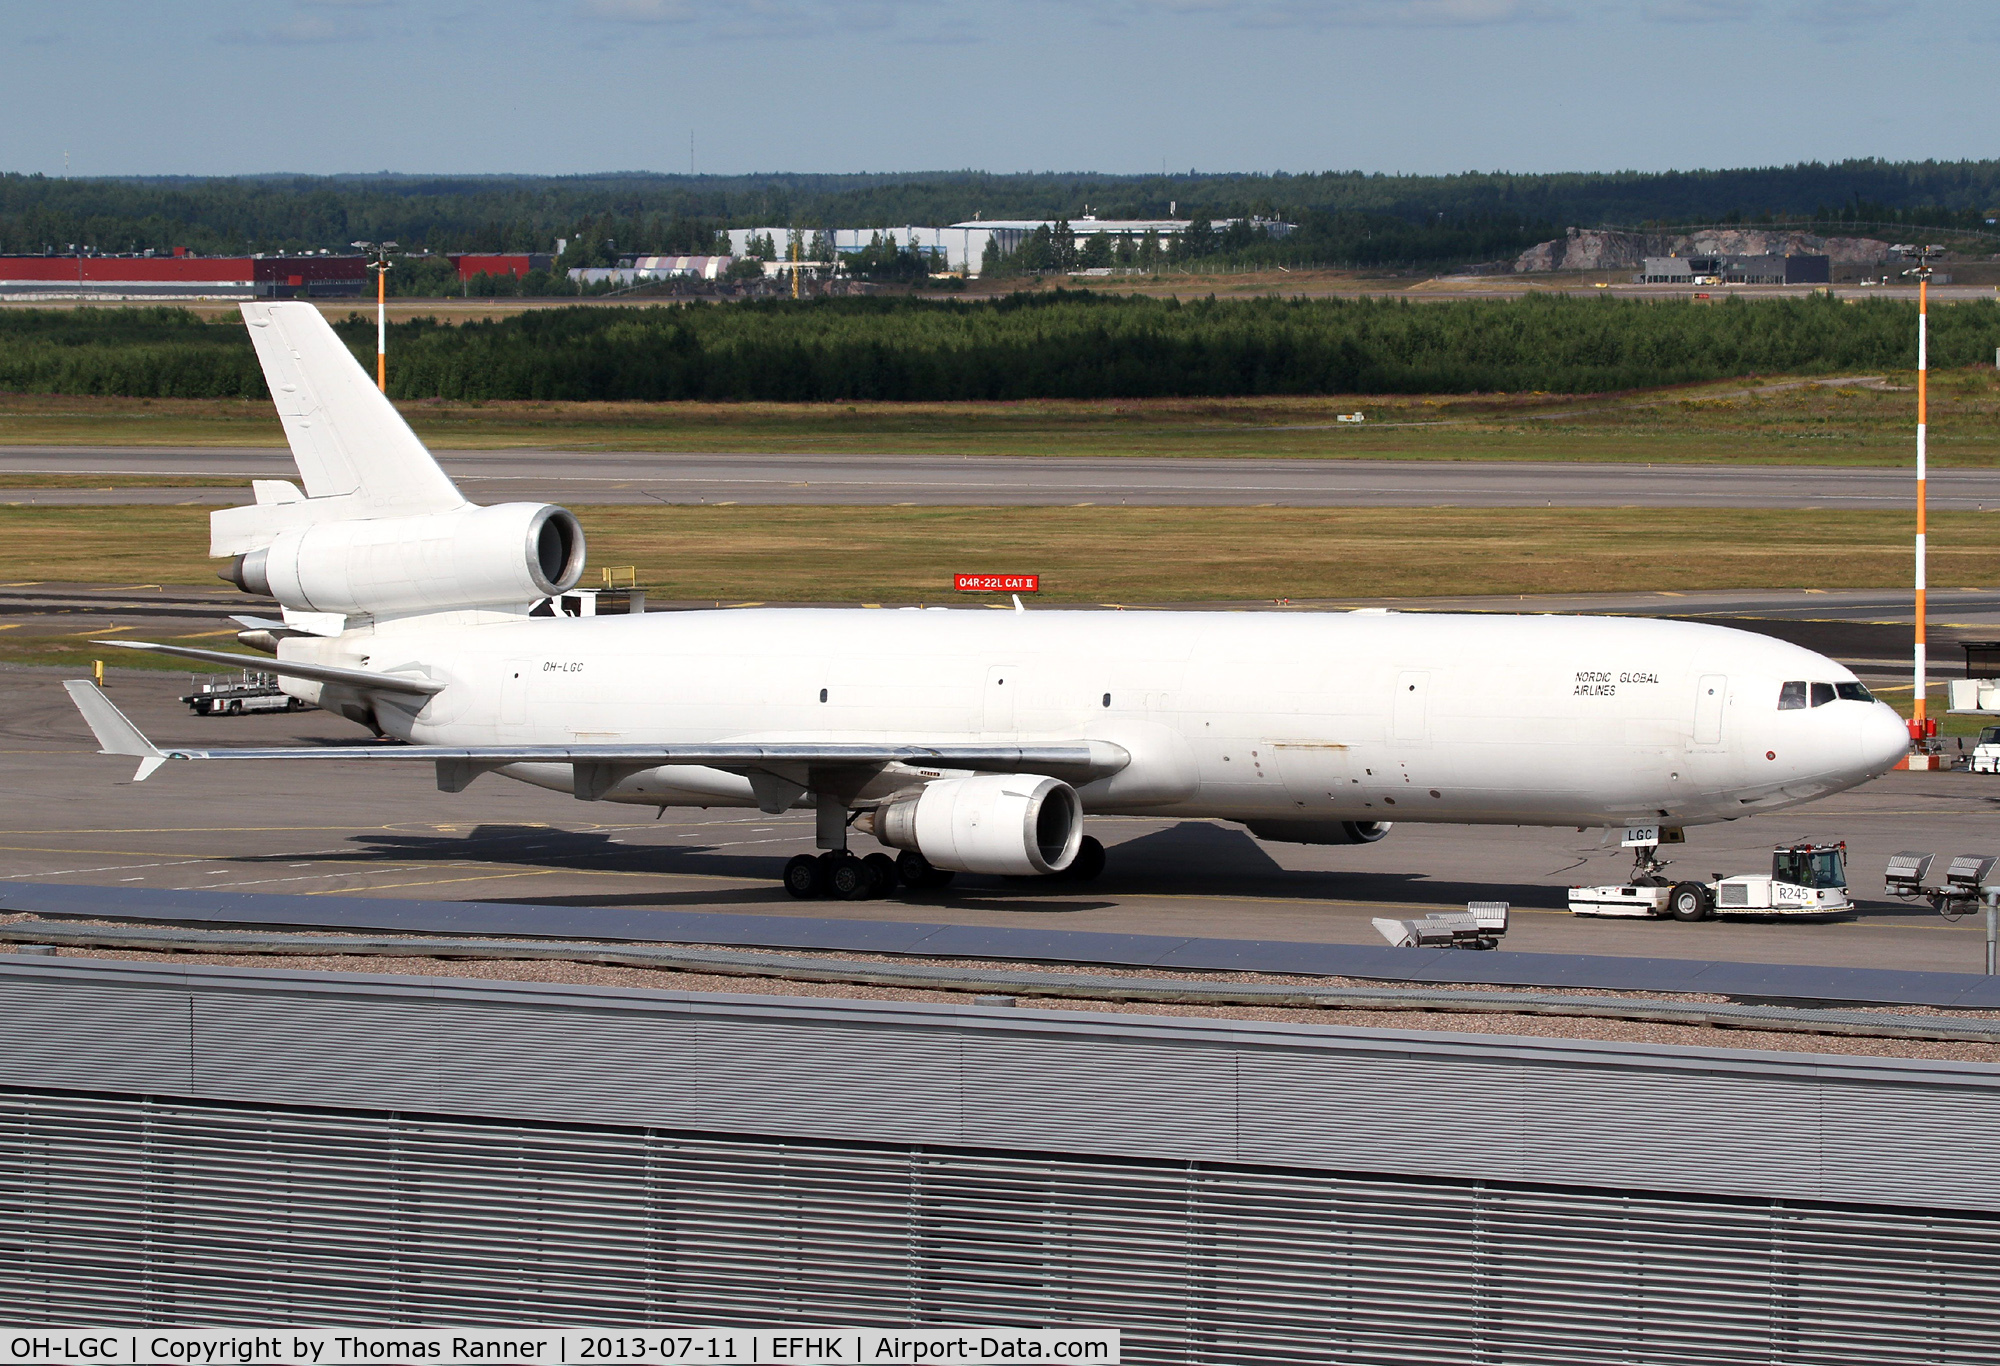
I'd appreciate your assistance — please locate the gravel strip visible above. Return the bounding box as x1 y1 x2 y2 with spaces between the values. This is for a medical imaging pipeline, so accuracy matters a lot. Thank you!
10 920 2000 1059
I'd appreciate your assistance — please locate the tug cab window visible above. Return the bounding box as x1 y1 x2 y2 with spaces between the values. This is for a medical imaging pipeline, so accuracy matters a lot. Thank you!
1773 847 1847 889
1811 683 1836 707
1778 681 1807 710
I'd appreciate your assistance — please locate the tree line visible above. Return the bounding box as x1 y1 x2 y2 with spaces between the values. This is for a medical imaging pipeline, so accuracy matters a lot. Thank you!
4 293 1997 402
3 160 1996 269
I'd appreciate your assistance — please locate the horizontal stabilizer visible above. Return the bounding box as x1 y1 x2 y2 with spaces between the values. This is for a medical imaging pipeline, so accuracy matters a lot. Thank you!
91 640 443 698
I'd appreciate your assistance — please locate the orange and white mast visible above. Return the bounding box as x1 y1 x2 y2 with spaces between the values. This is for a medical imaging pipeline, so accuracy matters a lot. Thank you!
1898 244 1943 748
352 240 398 393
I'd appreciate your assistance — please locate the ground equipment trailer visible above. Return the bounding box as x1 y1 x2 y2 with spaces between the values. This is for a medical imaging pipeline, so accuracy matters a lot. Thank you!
1569 826 1850 922
180 670 309 717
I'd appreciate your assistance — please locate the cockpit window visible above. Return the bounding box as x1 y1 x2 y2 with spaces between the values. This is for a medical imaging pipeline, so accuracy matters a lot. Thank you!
1778 681 1807 710
1811 682 1836 707
1835 682 1873 703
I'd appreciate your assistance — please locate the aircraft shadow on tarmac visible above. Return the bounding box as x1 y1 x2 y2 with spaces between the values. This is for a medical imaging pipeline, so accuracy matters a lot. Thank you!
214 819 1563 915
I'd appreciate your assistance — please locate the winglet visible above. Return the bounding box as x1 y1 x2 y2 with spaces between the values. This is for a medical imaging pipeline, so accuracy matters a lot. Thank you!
62 680 169 781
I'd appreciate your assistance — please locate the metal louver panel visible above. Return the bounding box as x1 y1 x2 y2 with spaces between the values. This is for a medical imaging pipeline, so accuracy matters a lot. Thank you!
0 973 190 1093
6 958 2000 1213
5 1090 2000 1365
1238 1049 1829 1199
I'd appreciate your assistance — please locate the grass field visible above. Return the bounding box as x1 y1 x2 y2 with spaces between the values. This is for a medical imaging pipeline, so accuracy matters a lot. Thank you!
4 503 1989 602
2 369 1996 465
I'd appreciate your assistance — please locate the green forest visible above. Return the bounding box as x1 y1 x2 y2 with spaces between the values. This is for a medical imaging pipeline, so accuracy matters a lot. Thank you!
3 159 1997 271
2 294 1993 401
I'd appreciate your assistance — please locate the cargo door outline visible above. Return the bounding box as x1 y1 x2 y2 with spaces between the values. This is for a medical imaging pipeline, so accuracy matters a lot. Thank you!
1693 674 1727 748
1272 742 1354 809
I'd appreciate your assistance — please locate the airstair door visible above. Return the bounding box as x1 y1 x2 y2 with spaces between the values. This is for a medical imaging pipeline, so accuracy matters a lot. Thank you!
1693 674 1727 747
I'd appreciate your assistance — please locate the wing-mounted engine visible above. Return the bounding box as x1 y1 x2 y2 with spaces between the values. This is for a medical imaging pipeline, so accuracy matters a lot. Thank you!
859 773 1083 875
222 501 586 617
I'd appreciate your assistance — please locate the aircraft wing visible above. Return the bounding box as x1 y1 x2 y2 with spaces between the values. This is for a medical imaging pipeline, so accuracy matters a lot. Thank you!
93 640 443 698
61 682 1130 793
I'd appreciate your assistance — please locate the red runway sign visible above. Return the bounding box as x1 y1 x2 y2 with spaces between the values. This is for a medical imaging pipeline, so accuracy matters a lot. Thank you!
955 574 1040 593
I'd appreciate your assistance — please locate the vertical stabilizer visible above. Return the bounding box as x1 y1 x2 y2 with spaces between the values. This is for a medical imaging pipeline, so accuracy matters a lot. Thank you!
238 301 465 515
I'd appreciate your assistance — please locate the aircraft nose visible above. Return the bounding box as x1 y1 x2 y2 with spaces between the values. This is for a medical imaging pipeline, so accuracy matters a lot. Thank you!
1859 702 1909 775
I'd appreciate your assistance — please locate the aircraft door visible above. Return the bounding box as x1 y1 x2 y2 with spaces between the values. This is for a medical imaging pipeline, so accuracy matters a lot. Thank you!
1393 671 1431 744
983 665 1016 733
1273 743 1353 807
1693 674 1727 747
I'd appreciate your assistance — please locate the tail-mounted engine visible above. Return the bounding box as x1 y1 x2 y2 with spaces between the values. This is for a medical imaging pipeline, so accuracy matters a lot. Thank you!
224 502 585 617
862 773 1083 876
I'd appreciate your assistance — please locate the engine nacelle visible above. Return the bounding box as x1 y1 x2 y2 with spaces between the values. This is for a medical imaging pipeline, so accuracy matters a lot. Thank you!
867 774 1083 876
1244 819 1392 846
225 502 585 617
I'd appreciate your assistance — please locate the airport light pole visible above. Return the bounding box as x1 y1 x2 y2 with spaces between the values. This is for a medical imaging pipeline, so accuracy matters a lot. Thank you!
352 241 398 392
1895 244 1945 752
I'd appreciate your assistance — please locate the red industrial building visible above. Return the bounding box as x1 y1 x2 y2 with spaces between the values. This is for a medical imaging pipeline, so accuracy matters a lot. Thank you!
446 253 554 281
0 252 367 299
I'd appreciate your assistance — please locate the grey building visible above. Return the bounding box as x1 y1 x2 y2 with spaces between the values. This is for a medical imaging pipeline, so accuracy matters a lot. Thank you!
1638 254 1831 285
5 955 2000 1363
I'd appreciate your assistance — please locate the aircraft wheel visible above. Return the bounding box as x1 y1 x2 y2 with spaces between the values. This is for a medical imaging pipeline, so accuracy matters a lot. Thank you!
1058 835 1106 882
828 854 874 901
896 850 954 890
782 854 824 899
1668 882 1712 922
863 852 899 897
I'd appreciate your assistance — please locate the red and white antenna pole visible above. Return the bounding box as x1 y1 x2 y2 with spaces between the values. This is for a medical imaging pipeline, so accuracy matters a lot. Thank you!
1915 269 1928 733
352 240 398 394
1899 243 1943 757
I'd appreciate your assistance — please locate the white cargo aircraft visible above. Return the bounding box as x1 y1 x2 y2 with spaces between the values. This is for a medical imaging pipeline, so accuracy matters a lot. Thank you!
65 302 1910 900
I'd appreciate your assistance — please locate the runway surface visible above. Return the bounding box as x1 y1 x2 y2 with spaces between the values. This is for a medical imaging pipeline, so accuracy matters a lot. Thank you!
3 446 1991 510
5 663 1995 978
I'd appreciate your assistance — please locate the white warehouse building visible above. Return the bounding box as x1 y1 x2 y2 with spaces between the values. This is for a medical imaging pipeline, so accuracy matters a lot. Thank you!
724 216 1289 277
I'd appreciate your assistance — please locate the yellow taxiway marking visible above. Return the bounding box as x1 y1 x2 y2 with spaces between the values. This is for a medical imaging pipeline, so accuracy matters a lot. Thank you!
0 624 17 632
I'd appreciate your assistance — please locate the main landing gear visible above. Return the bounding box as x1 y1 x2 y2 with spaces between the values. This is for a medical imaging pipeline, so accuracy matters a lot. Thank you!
780 794 1104 900
783 848 954 901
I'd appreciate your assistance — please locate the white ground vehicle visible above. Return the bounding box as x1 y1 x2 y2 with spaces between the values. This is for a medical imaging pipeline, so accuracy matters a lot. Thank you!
180 670 310 717
1570 832 1850 922
1968 725 2000 774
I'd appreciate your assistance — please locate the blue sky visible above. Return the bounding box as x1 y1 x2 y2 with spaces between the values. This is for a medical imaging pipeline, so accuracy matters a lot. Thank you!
6 1 1993 178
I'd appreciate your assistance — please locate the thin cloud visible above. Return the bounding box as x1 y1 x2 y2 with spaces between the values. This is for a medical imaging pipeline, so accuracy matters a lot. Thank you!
1117 0 1568 27
217 13 370 44
580 0 700 20
1641 0 1757 19
580 0 933 37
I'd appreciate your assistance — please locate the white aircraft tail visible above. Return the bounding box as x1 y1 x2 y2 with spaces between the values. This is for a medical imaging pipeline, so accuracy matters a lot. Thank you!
210 302 467 556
